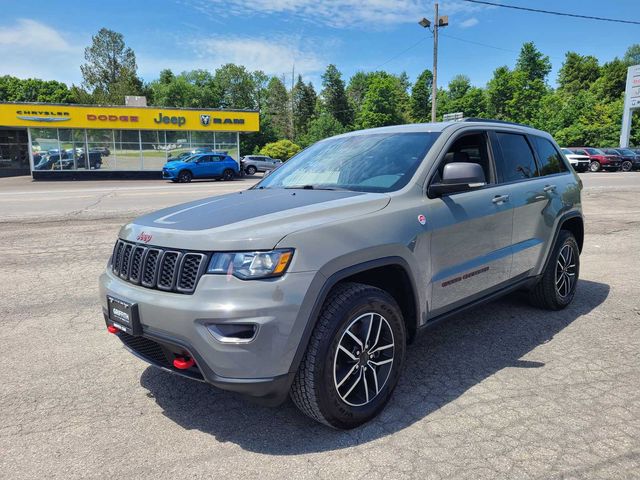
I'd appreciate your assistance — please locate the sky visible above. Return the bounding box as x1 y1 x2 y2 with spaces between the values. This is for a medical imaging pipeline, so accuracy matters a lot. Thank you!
0 0 638 91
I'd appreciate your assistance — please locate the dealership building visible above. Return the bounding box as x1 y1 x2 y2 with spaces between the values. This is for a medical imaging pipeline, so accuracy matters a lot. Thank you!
0 102 259 179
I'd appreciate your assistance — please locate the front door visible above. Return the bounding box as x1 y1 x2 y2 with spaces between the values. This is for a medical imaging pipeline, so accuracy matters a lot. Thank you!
427 131 514 314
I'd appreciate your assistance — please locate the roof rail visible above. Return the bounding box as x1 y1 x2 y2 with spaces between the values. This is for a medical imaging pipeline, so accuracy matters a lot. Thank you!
462 117 532 128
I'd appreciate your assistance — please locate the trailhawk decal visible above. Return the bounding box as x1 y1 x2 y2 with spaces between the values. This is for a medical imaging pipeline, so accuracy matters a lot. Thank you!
441 266 490 288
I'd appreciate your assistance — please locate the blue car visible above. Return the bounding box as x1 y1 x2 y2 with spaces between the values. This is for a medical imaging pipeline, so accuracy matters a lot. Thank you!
162 153 239 183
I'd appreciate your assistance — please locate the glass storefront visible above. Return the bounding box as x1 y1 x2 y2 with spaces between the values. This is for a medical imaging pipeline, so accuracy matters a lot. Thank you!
29 128 240 172
0 128 29 174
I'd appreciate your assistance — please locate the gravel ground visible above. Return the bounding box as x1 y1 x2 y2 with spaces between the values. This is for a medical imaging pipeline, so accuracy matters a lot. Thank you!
0 173 638 479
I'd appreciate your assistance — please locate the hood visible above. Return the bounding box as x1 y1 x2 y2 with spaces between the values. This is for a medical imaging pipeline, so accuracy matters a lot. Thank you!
119 188 390 251
163 160 189 168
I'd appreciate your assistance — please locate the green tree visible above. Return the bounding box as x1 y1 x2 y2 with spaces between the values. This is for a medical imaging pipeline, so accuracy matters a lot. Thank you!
297 113 345 147
292 76 317 138
516 41 551 82
347 71 373 117
0 75 71 103
80 28 143 104
486 66 515 119
623 44 640 66
148 69 220 108
558 52 600 93
410 69 432 122
321 64 352 127
214 63 257 109
263 76 290 139
260 139 301 160
356 75 404 129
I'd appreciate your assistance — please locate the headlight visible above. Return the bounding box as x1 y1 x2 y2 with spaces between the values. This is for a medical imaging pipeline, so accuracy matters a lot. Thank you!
206 249 293 280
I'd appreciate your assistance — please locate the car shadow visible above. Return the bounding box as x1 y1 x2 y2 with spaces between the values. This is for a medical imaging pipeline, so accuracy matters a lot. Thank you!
139 279 609 454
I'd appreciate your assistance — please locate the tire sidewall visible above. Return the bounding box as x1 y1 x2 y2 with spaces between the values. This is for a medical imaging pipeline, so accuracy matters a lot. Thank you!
550 232 580 308
246 166 256 175
314 292 406 429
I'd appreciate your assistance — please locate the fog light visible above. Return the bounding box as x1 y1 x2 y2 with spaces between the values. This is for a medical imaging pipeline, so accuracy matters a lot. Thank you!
207 323 257 343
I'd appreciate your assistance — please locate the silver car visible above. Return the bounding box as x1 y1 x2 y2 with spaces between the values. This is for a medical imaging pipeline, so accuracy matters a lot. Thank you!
100 120 583 429
241 155 282 175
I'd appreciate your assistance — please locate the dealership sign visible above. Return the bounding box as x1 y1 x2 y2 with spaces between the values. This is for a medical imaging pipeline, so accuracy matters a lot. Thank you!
0 103 259 132
620 64 640 148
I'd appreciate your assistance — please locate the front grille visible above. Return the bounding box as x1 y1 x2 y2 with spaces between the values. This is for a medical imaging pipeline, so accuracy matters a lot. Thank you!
111 239 207 294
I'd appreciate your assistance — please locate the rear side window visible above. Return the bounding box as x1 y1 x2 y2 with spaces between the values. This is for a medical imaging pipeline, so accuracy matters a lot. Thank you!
532 136 568 176
495 132 538 182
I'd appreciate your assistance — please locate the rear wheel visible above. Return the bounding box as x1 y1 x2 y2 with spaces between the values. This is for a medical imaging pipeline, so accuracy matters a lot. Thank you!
621 160 633 172
222 169 234 181
245 165 257 175
530 230 579 310
290 282 406 429
178 170 192 183
589 161 601 172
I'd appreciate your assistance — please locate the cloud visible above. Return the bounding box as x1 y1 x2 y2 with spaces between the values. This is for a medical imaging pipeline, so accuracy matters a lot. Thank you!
0 19 83 84
138 35 328 85
460 17 479 28
188 0 482 29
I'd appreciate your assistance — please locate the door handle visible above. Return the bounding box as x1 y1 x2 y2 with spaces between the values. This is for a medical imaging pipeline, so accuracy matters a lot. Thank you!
543 184 556 193
492 194 510 204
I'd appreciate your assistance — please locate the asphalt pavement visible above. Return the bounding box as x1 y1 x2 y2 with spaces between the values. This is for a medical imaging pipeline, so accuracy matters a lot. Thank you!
0 172 639 479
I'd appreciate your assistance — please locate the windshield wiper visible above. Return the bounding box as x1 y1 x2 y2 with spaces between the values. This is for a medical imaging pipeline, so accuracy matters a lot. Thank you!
284 185 350 191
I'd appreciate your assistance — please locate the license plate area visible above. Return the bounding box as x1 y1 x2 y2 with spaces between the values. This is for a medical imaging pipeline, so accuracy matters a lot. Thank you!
107 296 142 336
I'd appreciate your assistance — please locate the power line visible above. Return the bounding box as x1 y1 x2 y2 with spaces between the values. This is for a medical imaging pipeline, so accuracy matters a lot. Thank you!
440 32 516 53
372 36 429 70
462 0 640 26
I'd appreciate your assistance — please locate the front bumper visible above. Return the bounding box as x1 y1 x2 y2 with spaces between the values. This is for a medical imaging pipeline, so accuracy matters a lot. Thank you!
162 169 178 179
99 267 318 404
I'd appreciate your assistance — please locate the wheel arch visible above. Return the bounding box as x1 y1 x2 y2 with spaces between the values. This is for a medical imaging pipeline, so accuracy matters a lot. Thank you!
288 257 420 376
539 211 584 276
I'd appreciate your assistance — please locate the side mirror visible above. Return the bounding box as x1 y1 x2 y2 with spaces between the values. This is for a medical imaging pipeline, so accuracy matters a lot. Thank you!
429 162 486 197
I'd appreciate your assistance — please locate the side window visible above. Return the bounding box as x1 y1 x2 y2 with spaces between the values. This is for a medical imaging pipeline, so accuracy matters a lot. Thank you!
495 132 538 182
200 155 212 163
435 132 494 184
532 136 568 176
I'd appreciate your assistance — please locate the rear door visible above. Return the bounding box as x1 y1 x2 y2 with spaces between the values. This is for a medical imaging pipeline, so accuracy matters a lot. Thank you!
195 155 213 178
428 130 514 314
493 132 569 277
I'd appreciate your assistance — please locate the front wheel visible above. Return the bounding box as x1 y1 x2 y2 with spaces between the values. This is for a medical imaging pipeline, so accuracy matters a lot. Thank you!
589 161 601 172
530 230 580 310
245 165 257 175
621 160 633 172
290 282 406 429
178 170 192 183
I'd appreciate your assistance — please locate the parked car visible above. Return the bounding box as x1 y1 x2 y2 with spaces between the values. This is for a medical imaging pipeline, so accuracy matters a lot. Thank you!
78 151 103 169
167 148 222 162
569 147 620 172
560 148 590 172
602 148 640 172
102 119 584 428
241 155 283 175
33 152 72 170
162 152 239 182
90 146 110 157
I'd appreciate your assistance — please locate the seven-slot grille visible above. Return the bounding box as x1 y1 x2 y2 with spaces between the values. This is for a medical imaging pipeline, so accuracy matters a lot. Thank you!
111 239 207 294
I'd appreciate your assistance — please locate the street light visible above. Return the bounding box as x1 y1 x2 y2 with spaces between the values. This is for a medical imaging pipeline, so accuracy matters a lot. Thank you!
419 3 448 122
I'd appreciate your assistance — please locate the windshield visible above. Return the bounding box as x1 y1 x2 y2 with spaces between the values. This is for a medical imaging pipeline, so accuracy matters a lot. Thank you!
585 148 604 155
561 148 572 154
255 132 440 193
618 149 635 155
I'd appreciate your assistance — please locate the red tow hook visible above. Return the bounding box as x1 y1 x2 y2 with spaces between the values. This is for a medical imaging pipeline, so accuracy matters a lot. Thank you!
173 356 195 370
107 325 119 334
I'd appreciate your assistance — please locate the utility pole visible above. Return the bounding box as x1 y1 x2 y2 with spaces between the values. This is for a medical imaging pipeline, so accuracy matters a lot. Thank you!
291 64 295 139
419 5 448 122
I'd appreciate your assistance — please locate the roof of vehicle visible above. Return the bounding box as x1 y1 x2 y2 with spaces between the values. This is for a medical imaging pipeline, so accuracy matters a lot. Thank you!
334 119 552 139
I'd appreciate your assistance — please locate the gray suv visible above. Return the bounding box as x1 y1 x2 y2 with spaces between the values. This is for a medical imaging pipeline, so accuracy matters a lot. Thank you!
100 120 583 429
241 155 282 175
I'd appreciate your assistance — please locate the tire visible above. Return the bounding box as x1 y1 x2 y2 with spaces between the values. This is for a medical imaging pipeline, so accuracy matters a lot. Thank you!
290 282 406 429
621 160 633 172
178 170 192 183
589 161 601 172
222 169 234 181
530 230 580 310
245 165 257 175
